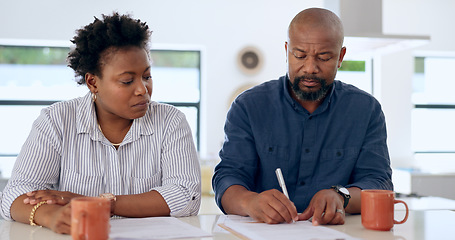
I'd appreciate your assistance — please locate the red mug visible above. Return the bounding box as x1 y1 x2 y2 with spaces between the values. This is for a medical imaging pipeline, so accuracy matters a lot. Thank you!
71 197 111 240
361 190 409 231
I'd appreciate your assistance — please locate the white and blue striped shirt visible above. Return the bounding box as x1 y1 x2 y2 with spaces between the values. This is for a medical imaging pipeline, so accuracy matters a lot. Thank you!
1 92 201 220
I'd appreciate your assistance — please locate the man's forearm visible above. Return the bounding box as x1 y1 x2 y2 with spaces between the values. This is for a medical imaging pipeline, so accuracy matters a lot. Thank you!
221 185 257 216
345 187 361 214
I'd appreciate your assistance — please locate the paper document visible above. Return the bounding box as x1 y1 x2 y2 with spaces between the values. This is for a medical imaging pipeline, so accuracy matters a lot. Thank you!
217 215 361 240
109 217 212 240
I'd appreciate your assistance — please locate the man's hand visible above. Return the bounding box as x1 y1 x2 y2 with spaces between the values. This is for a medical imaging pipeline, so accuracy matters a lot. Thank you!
244 189 299 224
24 190 83 206
297 189 345 225
222 186 298 224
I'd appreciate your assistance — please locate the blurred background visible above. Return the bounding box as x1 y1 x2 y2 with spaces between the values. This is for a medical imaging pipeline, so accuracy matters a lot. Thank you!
1 0 454 209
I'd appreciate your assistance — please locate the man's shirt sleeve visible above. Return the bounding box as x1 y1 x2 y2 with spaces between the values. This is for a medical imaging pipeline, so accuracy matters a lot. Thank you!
345 98 393 191
212 97 259 213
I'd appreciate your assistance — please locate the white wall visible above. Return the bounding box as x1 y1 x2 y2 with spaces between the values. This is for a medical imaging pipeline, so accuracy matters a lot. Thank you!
1 0 454 169
374 50 415 168
384 0 455 52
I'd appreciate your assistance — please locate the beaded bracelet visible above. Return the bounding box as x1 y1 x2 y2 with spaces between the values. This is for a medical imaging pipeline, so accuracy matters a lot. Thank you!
29 201 47 226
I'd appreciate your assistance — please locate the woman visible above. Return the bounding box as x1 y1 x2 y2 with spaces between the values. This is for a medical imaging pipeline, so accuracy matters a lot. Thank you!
0 12 201 234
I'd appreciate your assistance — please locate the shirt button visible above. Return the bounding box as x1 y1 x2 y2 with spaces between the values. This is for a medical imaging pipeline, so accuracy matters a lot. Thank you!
299 181 305 185
308 116 313 120
305 148 310 153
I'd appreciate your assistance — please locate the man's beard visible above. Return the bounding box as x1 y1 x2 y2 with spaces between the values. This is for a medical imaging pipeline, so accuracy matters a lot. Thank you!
289 75 333 102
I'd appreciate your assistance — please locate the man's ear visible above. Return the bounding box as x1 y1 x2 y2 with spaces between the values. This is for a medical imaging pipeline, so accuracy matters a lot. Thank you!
85 73 97 93
337 47 347 68
285 41 289 63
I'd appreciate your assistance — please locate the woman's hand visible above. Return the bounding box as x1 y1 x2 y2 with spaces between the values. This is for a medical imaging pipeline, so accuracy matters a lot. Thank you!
45 203 72 234
24 190 83 206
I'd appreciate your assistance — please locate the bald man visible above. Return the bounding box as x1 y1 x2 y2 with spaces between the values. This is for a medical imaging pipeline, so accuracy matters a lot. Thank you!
212 8 393 225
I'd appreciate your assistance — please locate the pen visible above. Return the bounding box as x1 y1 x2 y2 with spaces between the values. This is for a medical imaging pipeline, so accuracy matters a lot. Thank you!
276 168 297 223
275 168 289 199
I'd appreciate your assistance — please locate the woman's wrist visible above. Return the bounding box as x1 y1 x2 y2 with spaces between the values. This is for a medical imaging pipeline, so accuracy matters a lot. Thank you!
100 193 117 215
29 201 47 226
33 203 62 228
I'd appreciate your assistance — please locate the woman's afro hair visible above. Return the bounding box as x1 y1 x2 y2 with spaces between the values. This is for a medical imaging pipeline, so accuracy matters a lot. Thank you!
67 12 152 85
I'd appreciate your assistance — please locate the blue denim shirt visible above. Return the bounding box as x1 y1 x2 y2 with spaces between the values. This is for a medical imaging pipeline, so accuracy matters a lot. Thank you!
213 75 393 213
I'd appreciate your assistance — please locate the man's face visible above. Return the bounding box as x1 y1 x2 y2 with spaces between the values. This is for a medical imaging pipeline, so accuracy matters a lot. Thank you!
286 24 346 101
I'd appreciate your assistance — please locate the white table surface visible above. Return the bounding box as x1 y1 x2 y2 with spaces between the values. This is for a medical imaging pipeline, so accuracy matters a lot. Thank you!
2 195 455 240
1 210 454 240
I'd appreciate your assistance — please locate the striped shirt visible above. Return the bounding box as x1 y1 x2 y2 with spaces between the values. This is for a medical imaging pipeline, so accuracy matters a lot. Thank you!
1 92 201 220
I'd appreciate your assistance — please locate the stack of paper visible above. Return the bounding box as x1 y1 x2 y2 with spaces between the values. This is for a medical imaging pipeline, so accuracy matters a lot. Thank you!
216 215 361 240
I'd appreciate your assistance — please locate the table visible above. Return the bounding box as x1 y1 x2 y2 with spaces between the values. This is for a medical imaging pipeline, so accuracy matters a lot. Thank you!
326 210 455 240
1 210 454 240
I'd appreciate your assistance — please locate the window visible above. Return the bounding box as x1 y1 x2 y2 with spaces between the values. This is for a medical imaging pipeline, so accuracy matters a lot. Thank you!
0 42 201 178
412 55 455 171
150 49 201 150
337 59 372 94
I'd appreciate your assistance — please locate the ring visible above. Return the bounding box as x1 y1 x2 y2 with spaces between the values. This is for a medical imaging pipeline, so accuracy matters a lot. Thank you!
336 209 344 214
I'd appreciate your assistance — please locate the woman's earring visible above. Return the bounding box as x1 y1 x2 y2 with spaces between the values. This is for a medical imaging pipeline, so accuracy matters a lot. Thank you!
92 92 97 102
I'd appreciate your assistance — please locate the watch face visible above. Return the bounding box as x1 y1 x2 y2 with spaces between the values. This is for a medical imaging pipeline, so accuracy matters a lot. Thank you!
100 193 116 200
339 187 349 195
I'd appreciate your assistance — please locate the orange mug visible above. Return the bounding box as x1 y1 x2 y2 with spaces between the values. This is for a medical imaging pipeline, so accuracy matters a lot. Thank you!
361 190 409 231
71 197 111 240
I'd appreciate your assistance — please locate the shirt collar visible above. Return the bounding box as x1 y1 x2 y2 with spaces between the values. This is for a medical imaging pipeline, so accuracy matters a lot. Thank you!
313 81 335 115
282 75 298 110
76 92 97 136
76 92 154 144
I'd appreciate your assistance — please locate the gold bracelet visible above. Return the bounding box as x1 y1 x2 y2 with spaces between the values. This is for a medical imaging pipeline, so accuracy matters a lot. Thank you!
29 201 47 226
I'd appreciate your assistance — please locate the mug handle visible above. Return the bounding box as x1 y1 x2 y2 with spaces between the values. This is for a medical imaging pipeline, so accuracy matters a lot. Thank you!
394 200 409 224
77 211 87 240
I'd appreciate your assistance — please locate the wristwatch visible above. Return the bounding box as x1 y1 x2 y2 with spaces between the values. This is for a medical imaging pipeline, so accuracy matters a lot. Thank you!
100 193 116 215
331 185 351 209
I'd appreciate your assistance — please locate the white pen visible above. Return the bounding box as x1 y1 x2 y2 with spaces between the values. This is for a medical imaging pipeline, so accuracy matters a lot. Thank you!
275 168 289 199
276 168 296 223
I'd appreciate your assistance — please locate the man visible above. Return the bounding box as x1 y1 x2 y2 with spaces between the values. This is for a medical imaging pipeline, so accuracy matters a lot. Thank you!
212 8 393 225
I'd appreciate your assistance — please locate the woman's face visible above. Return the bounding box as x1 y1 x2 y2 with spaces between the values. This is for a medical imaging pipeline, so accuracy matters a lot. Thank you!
88 46 152 121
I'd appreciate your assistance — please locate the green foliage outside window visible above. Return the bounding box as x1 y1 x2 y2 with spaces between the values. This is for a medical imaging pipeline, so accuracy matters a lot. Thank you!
414 57 424 73
0 46 200 69
339 60 365 72
0 46 68 65
151 50 200 68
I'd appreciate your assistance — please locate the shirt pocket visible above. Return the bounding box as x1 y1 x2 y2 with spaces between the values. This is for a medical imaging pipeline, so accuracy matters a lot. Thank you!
257 144 290 190
318 148 358 181
129 172 162 194
258 144 290 167
60 169 104 196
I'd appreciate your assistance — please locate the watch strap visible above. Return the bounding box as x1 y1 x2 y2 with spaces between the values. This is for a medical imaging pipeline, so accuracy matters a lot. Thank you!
331 185 351 209
100 193 116 215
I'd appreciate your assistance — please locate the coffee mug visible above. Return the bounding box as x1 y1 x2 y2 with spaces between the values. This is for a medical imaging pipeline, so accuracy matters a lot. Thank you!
361 189 409 231
71 197 111 240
